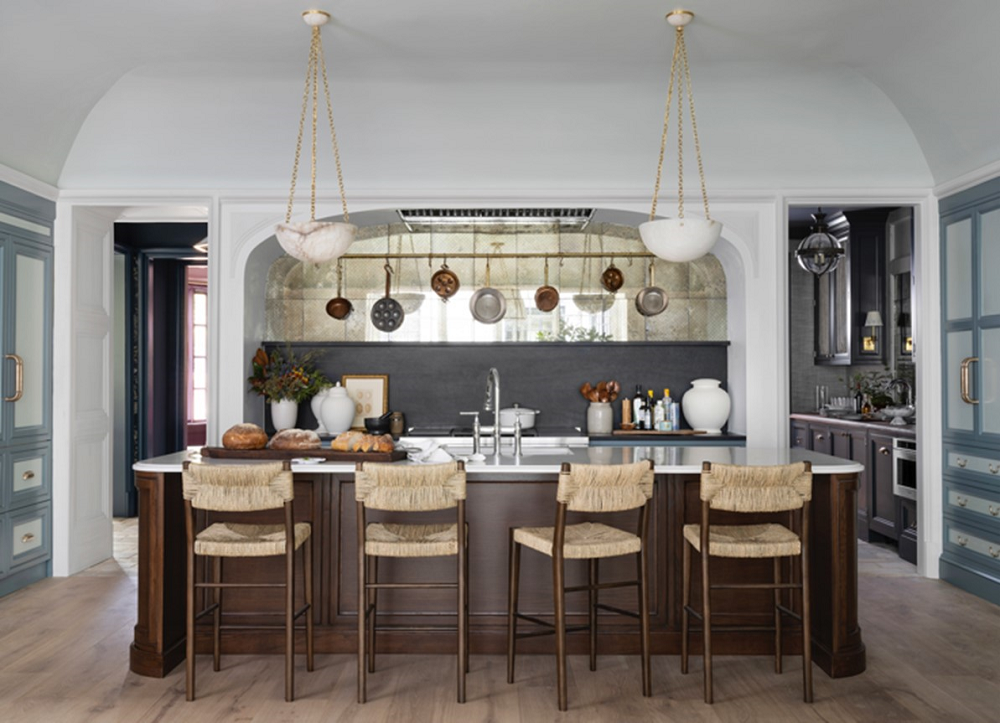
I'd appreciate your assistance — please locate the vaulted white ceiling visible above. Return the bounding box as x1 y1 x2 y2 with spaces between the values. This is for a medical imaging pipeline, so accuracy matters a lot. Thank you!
2 0 996 192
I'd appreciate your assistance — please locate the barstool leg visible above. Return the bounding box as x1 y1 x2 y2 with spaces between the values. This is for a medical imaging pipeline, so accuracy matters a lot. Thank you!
554 552 567 711
213 557 222 672
186 548 196 701
681 540 691 675
639 545 651 697
464 526 470 674
368 556 378 674
458 522 467 703
506 529 520 684
801 547 813 702
701 547 713 704
774 557 783 674
305 537 314 672
285 543 294 702
589 558 598 672
358 545 367 703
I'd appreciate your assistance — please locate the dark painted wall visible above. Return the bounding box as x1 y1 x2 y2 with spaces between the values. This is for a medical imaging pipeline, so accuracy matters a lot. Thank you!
264 341 729 433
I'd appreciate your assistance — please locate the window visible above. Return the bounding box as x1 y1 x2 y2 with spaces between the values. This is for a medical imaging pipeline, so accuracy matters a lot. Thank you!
188 280 208 423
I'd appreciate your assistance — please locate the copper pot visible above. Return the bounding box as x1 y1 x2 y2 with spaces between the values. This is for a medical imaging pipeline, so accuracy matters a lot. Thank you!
534 258 560 312
326 259 353 320
431 263 460 300
601 262 624 292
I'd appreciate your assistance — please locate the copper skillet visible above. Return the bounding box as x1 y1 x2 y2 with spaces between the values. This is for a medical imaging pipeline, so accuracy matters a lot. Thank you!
431 263 460 301
534 257 559 312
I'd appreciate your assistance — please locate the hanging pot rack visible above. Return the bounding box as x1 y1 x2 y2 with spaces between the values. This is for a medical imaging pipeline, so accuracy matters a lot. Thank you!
331 251 656 261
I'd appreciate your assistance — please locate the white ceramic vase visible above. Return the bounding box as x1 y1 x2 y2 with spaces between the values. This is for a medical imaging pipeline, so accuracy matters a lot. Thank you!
586 402 613 435
321 383 356 435
311 387 333 432
270 398 298 431
681 378 731 434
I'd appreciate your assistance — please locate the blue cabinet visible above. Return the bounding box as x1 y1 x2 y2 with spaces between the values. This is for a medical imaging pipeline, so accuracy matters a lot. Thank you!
940 176 1000 604
0 184 54 597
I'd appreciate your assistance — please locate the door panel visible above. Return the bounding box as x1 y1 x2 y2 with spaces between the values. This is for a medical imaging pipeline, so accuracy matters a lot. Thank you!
945 330 975 434
944 217 972 322
12 248 49 434
980 208 1000 316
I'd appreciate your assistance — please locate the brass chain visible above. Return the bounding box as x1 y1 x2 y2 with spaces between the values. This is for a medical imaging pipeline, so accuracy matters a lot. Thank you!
649 23 711 222
679 29 711 221
318 32 350 222
649 27 682 221
284 23 351 225
285 28 319 223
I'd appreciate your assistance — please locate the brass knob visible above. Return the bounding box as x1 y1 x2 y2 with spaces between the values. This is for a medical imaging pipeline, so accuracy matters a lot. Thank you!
957 535 968 547
956 496 968 507
956 458 967 468
990 464 999 475
879 446 890 456
989 505 999 517
21 533 35 543
816 434 824 441
22 470 34 480
990 547 999 559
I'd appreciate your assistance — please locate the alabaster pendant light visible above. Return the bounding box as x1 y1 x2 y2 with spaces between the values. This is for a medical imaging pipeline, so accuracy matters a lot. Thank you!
639 9 722 263
275 10 357 264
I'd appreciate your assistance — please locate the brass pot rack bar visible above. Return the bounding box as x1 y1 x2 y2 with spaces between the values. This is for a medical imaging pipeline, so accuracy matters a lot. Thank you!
337 251 655 261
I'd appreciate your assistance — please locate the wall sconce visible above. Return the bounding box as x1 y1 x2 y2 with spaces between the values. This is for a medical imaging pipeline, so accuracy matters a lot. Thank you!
863 310 883 352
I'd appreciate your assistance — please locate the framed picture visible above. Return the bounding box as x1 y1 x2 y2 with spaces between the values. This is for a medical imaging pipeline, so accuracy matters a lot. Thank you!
342 374 389 429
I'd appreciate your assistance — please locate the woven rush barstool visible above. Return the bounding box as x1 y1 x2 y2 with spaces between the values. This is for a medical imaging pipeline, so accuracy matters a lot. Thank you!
506 460 654 711
182 460 314 702
355 460 468 704
682 461 814 703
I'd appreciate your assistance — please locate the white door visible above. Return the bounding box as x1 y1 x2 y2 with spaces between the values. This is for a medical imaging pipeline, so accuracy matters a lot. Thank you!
52 204 117 575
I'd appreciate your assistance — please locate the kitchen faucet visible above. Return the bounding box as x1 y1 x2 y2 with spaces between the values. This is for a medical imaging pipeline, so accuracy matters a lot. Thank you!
484 367 501 453
888 378 914 407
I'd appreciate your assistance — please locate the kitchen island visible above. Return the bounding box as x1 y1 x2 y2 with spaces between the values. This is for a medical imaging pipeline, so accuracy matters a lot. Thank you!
129 443 865 680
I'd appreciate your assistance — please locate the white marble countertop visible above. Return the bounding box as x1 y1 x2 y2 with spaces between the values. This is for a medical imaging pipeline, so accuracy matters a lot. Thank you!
134 442 862 476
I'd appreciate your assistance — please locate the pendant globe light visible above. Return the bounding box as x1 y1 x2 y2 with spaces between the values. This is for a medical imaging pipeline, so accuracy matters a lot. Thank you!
275 10 356 264
795 208 845 275
639 9 722 263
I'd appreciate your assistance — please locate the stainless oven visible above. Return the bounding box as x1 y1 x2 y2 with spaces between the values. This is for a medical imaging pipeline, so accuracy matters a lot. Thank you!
892 437 917 500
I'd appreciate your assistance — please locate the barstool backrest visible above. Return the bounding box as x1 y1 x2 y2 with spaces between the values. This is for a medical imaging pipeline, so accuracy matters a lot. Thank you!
182 461 293 512
355 461 466 511
556 460 654 513
700 461 812 513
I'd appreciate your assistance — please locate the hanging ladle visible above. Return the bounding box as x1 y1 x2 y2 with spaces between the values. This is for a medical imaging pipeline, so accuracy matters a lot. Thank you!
325 258 353 320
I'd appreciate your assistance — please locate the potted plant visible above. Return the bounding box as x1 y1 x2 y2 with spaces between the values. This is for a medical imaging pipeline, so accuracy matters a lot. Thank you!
849 369 894 412
247 346 328 430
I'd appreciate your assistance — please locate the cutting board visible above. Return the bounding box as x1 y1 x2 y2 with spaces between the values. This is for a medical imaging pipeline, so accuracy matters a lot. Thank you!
611 429 706 436
200 446 407 463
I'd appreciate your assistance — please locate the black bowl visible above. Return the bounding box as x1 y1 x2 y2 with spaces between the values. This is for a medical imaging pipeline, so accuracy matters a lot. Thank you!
364 417 391 434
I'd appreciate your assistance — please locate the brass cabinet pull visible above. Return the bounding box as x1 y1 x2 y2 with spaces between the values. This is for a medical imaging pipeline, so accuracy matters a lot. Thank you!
4 353 23 403
22 470 35 480
879 446 890 456
21 532 35 543
956 457 968 468
960 356 979 404
990 547 1000 559
990 464 999 475
990 505 999 517
956 495 968 507
957 535 968 547
816 434 824 441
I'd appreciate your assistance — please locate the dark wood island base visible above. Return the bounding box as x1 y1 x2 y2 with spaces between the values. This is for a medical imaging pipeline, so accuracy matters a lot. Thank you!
130 469 865 679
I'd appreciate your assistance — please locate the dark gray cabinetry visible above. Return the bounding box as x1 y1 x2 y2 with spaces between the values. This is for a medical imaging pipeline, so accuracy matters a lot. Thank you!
868 431 897 540
0 184 54 597
939 176 1000 605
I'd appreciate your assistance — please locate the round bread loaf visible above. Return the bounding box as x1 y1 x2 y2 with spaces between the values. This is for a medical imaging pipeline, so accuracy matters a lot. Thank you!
269 428 322 450
222 423 268 450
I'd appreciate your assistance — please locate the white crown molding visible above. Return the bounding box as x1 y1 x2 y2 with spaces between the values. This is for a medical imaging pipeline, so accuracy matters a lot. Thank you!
0 163 58 201
934 158 1000 199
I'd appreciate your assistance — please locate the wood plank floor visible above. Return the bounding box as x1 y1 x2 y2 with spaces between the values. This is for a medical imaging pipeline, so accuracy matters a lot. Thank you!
0 521 997 722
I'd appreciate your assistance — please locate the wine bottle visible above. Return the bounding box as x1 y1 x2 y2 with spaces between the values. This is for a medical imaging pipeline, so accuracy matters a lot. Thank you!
632 385 645 428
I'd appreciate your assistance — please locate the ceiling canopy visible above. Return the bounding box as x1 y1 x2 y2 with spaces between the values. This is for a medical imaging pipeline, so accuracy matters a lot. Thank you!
2 1 995 191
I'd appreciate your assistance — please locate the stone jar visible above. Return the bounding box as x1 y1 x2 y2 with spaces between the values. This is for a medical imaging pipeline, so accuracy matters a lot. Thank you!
681 378 731 434
321 383 356 435
310 387 333 432
270 398 298 432
586 402 613 435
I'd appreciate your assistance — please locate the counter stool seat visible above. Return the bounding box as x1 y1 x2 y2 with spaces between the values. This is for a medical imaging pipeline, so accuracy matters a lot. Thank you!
682 522 801 559
195 522 312 557
365 522 459 557
514 521 641 559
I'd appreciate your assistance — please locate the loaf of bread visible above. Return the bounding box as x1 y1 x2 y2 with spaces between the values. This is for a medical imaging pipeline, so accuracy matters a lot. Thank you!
269 428 322 450
222 423 268 450
331 431 394 453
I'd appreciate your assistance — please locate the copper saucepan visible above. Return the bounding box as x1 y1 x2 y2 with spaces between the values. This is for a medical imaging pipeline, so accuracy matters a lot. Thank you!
534 257 560 312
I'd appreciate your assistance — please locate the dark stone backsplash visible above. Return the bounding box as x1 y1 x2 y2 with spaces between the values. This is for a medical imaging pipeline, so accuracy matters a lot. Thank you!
263 341 728 433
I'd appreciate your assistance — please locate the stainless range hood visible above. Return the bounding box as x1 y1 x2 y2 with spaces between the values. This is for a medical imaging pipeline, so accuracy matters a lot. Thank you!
397 208 594 233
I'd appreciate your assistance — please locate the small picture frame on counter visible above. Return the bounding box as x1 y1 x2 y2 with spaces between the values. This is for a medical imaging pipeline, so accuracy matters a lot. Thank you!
342 374 389 429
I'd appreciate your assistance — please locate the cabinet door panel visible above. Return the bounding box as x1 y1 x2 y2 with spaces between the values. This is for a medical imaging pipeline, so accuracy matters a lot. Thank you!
10 246 49 437
944 217 972 322
980 208 1000 316
811 424 832 455
981 326 1000 435
869 433 896 539
945 330 975 434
